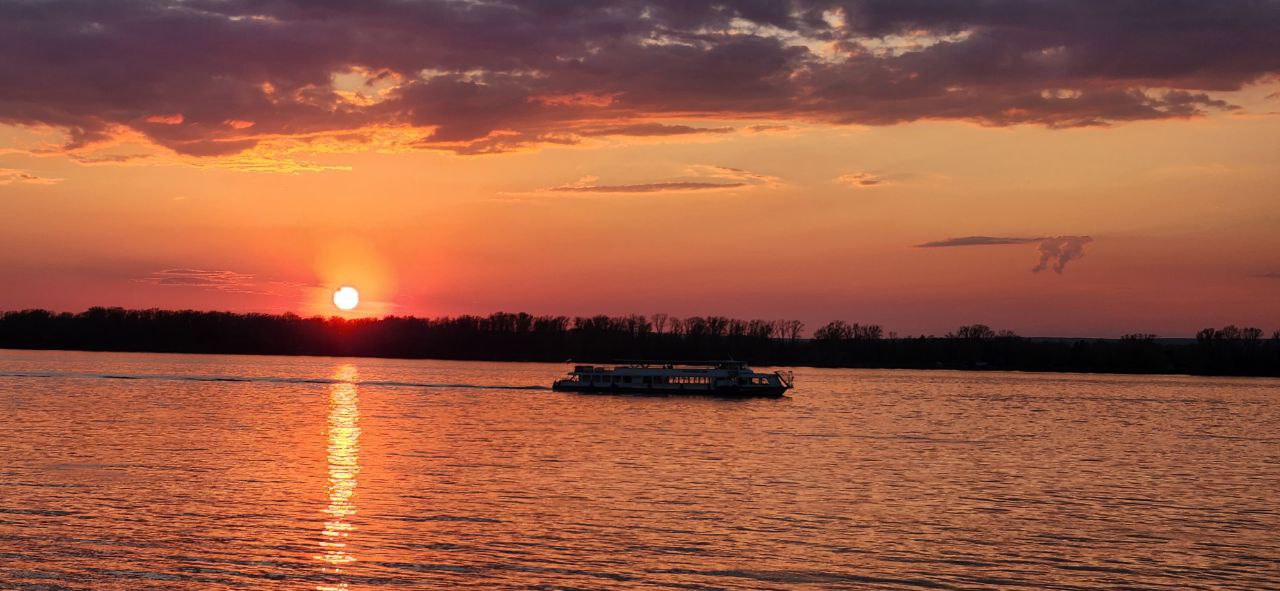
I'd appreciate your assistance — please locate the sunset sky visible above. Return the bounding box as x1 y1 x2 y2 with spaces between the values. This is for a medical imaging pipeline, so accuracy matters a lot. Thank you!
2 0 1278 337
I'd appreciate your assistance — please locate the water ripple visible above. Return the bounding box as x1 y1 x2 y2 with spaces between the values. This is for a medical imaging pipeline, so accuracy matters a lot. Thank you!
1 352 1277 590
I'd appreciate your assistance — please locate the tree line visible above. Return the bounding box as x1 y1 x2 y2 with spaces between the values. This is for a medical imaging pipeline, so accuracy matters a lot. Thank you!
0 308 1276 377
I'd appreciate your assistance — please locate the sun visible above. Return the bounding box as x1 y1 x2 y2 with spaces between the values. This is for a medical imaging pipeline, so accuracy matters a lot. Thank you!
333 286 359 311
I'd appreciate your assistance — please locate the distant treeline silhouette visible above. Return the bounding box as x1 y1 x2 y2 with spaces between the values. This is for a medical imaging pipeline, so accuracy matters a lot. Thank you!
1 308 1277 377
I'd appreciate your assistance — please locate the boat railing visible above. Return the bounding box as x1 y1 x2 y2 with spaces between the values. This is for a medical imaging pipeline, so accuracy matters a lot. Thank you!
614 360 747 369
775 370 794 388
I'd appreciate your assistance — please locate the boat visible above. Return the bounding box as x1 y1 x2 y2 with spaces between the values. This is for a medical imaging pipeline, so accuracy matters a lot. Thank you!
552 360 794 398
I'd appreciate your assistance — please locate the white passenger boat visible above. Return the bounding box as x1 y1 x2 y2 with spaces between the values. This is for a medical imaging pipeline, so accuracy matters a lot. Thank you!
552 361 794 398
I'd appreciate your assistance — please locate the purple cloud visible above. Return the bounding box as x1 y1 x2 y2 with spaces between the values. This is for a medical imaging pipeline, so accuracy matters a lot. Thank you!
1032 236 1093 274
1 1 1277 156
917 235 1094 273
916 236 1042 247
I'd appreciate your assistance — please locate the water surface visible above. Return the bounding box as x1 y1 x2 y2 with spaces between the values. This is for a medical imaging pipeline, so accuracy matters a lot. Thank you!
1 350 1277 590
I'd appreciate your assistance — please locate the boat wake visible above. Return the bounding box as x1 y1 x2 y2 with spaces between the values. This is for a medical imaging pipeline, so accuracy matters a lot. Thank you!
0 371 551 391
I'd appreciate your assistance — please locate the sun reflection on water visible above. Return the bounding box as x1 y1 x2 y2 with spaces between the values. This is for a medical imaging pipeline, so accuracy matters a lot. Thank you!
316 364 360 590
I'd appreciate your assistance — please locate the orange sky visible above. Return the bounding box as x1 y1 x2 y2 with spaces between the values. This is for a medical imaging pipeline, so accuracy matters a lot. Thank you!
2 2 1278 337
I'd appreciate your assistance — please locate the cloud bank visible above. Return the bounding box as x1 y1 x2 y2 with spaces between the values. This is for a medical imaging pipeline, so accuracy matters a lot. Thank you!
2 1 1278 156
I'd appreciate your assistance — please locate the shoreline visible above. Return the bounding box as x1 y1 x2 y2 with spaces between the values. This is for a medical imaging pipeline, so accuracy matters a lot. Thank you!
4 345 1277 380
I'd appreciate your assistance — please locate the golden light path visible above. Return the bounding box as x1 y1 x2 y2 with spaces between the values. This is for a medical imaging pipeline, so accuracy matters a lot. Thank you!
316 364 360 591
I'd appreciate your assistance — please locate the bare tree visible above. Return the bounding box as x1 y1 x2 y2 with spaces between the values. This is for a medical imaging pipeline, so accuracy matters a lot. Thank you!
668 317 686 336
727 319 747 338
747 319 774 339
852 323 883 340
705 316 729 337
1121 333 1157 342
651 313 669 334
781 319 805 342
948 324 996 339
814 320 850 341
623 314 650 336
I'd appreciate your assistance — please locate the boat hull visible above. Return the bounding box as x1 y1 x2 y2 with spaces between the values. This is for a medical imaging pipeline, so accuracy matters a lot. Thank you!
552 382 788 398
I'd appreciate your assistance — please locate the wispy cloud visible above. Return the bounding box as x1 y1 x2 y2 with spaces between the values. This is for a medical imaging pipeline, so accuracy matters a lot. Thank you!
916 236 1042 248
538 164 779 196
69 153 154 165
686 164 783 187
577 123 734 137
550 179 746 194
142 269 272 294
916 235 1094 273
0 168 62 186
745 124 792 133
836 172 891 188
193 156 352 175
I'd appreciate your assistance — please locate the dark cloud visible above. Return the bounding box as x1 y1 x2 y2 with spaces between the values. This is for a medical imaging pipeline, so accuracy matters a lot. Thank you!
916 236 1041 247
917 235 1094 273
2 1 1278 156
